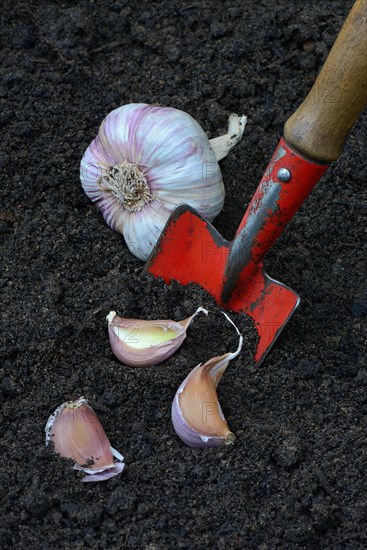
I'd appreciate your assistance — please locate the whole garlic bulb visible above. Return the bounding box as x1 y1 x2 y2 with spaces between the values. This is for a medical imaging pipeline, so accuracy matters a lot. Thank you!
80 103 246 261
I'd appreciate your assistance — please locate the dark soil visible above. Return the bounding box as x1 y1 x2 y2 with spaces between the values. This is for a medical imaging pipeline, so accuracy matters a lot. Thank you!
1 0 366 548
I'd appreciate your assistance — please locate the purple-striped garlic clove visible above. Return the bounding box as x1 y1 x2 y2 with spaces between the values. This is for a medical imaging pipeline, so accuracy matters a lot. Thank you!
107 307 208 367
172 312 243 448
45 397 124 482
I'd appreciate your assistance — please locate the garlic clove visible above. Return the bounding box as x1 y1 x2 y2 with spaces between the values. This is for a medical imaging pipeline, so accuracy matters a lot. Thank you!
45 397 124 482
107 307 208 367
209 113 248 162
80 104 246 261
172 312 243 448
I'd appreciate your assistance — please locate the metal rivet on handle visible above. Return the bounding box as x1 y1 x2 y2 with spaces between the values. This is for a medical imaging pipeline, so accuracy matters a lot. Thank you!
277 168 291 182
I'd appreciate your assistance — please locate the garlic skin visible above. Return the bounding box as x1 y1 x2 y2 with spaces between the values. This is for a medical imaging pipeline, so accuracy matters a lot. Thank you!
45 397 124 482
210 113 247 161
107 307 208 367
172 312 243 448
80 104 246 261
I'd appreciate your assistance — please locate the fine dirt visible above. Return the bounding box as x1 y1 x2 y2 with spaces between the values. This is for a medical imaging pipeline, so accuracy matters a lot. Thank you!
1 0 366 548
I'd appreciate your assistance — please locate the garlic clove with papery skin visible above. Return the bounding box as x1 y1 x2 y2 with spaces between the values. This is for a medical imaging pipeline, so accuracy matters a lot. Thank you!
45 397 124 482
80 104 246 261
107 307 208 367
171 312 243 448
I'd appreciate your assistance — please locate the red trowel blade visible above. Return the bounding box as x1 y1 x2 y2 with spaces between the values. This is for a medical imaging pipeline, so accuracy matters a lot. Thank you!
144 206 300 365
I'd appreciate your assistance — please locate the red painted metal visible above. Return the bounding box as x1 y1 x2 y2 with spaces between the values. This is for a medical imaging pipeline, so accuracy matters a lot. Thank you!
145 138 329 364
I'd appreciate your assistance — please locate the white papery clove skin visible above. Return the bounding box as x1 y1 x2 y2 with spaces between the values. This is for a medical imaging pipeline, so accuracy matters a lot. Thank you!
45 397 124 482
172 312 243 448
107 307 208 367
80 103 246 261
209 114 247 161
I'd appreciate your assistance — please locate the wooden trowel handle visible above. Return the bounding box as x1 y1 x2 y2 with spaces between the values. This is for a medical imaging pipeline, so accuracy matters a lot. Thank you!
284 0 367 164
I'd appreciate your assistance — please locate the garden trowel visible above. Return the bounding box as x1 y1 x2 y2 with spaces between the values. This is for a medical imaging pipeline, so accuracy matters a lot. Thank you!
144 0 367 364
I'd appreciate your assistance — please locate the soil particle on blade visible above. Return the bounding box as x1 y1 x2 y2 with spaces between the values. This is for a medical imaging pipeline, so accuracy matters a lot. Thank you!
1 0 367 548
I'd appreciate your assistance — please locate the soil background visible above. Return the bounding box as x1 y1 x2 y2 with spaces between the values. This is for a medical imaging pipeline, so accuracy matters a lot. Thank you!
1 0 366 548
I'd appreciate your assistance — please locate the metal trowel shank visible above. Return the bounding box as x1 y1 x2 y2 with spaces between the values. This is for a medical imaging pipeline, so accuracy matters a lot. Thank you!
145 139 327 365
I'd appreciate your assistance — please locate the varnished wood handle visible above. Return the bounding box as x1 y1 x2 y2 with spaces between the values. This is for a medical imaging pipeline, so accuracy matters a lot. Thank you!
284 0 367 164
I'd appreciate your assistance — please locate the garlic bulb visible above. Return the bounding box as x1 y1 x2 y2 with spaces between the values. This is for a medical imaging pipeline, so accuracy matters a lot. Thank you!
107 306 208 367
172 312 243 448
45 397 124 482
80 103 246 261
